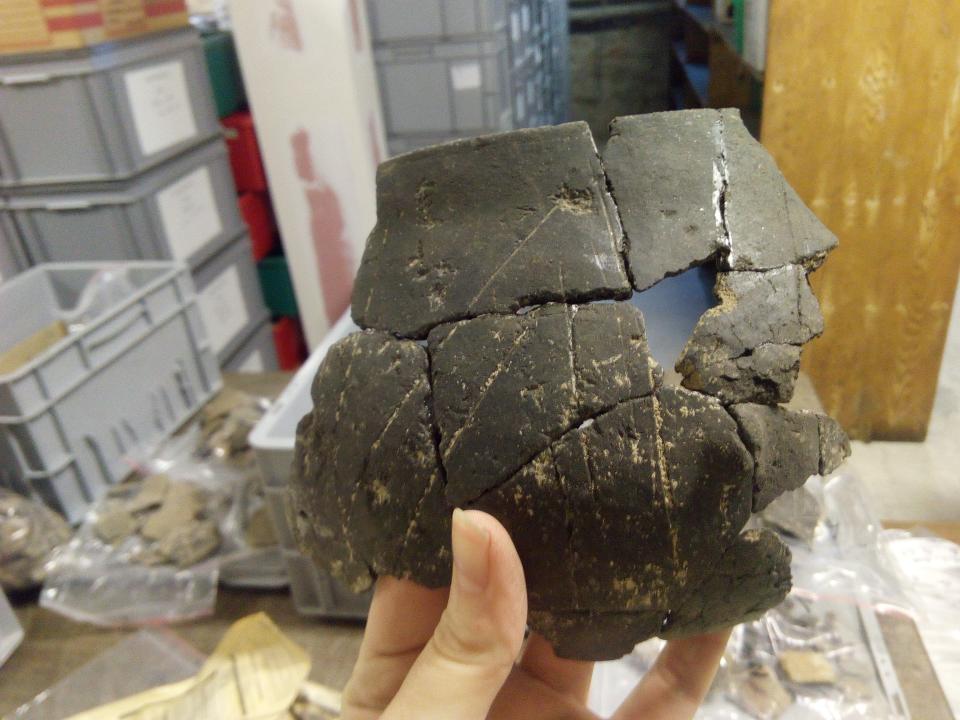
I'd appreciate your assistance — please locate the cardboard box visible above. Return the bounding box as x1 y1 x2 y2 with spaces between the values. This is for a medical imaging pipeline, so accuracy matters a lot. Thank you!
0 0 189 56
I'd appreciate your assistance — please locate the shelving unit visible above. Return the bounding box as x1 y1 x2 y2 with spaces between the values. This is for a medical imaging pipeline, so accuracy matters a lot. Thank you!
670 39 708 107
668 0 763 136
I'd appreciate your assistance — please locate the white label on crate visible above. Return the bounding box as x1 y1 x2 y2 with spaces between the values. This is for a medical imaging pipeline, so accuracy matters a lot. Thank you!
521 4 530 33
236 349 265 373
510 10 521 42
124 60 199 156
157 167 223 261
198 265 249 354
451 62 482 91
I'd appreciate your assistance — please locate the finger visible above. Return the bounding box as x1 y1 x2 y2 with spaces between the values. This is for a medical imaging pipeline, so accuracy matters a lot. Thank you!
490 666 599 720
519 633 594 703
342 578 448 719
612 629 731 720
384 509 528 720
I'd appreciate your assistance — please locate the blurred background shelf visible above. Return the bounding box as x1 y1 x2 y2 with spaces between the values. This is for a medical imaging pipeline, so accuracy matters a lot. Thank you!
668 0 763 136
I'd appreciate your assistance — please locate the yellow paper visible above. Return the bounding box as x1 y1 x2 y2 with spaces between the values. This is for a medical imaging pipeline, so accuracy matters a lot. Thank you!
67 613 311 720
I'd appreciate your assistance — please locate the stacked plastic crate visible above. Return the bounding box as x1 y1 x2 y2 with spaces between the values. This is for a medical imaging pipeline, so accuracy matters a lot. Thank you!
0 6 274 372
366 0 570 157
198 22 308 372
221 108 308 372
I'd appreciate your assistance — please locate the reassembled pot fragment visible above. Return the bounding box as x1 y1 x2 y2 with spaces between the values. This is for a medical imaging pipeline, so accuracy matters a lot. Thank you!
291 111 849 660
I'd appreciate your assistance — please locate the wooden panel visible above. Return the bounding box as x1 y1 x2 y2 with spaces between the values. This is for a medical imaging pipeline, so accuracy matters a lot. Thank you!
761 0 960 440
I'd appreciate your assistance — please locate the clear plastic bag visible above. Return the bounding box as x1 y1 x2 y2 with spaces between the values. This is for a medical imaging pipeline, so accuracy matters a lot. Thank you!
61 267 136 334
0 488 73 592
40 389 285 626
10 629 204 719
588 473 915 719
39 466 224 626
882 529 960 715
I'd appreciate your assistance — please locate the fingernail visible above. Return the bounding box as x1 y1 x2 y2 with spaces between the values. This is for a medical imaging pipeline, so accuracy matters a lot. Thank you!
452 508 490 595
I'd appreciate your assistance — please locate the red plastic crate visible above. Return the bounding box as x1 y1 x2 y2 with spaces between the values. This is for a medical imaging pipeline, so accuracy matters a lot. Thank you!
272 316 307 371
238 192 276 261
223 110 268 192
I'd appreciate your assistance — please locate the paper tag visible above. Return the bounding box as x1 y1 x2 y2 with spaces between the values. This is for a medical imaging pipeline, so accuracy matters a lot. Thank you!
450 62 482 91
198 265 249 354
157 166 223 261
124 60 199 157
521 4 530 33
510 10 521 42
236 349 265 373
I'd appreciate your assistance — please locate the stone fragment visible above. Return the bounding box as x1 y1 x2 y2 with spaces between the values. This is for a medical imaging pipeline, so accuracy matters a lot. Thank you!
352 123 631 338
125 473 170 513
94 505 138 544
155 519 222 568
603 110 723 290
720 108 838 271
140 482 204 541
134 546 168 566
198 387 265 461
677 265 823 404
290 331 449 592
730 404 850 512
778 650 837 685
732 665 793 719
429 302 660 506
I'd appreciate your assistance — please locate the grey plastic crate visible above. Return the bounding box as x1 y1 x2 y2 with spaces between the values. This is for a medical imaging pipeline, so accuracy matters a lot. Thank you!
0 262 221 523
8 139 243 271
375 35 514 136
192 231 269 366
0 29 220 187
223 319 279 373
367 0 507 43
0 204 29 282
249 312 370 618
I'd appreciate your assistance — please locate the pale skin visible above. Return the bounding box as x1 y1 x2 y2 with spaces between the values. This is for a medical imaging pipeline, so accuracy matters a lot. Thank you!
342 508 732 719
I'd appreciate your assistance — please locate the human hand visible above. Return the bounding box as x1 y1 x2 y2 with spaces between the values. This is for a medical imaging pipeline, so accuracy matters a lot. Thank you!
342 509 731 719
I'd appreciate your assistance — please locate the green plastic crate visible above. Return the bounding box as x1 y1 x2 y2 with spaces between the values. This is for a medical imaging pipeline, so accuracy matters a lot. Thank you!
257 255 299 317
202 30 246 119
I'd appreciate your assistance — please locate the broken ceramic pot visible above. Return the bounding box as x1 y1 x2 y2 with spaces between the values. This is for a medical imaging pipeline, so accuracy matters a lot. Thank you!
291 109 849 660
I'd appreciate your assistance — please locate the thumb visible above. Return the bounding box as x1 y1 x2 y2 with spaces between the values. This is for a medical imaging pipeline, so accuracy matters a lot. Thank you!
383 509 528 720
